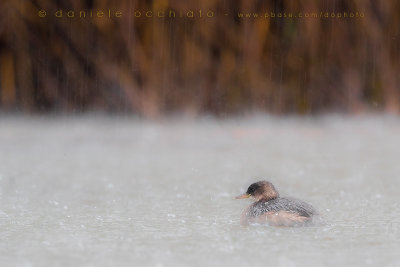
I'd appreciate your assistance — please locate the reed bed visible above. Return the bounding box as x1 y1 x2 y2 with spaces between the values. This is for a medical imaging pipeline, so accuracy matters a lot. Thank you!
0 0 399 116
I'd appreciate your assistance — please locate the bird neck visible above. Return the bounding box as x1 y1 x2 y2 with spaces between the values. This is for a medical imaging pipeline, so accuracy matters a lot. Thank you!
258 191 279 201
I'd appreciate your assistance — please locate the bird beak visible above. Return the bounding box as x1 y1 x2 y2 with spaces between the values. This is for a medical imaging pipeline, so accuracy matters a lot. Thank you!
235 193 250 199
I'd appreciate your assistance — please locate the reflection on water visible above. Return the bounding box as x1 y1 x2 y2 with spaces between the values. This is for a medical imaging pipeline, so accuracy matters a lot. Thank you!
1 115 400 266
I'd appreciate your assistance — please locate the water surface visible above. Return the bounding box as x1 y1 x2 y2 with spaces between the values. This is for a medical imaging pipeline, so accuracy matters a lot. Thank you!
1 115 399 266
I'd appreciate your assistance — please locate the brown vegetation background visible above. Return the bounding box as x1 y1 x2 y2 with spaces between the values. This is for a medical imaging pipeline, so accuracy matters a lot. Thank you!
0 0 399 116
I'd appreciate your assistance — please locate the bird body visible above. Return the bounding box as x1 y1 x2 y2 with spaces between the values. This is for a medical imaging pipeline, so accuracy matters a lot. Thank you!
236 181 316 226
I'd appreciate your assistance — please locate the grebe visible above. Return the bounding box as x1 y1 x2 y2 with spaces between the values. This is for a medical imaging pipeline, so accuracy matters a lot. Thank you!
236 181 316 226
